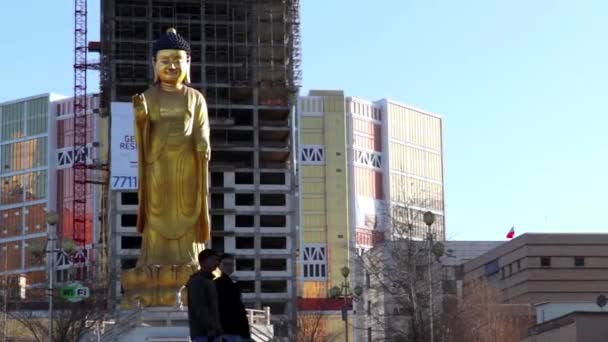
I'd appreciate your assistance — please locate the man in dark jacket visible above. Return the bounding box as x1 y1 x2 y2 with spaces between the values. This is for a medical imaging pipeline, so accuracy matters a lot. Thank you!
215 253 251 341
187 249 222 342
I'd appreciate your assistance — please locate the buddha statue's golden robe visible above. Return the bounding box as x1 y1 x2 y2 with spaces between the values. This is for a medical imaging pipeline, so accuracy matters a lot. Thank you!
134 85 210 267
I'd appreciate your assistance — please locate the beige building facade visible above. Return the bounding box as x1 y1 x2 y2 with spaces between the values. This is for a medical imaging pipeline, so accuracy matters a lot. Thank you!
297 92 446 341
464 234 608 304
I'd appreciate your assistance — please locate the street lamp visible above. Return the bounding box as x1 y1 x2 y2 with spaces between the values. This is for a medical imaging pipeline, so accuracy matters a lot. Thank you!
423 211 435 227
329 267 364 342
45 211 59 342
2 246 7 342
340 266 351 342
423 211 435 342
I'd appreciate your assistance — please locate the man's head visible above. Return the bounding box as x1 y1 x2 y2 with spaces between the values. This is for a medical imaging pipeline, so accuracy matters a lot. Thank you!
198 249 219 272
219 253 235 276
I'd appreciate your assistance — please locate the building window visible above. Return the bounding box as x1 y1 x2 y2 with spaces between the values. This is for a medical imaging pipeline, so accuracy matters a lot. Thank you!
236 280 255 293
367 327 372 342
261 237 286 249
367 300 371 316
260 172 285 185
575 256 585 267
121 236 142 249
235 172 253 184
120 214 137 227
302 243 327 280
260 194 286 206
56 145 92 169
366 272 371 289
211 172 224 187
260 215 286 227
260 258 287 271
236 258 255 271
261 280 287 293
353 148 382 169
211 236 224 253
212 215 224 231
299 145 325 165
211 193 224 208
26 97 49 136
120 192 138 205
516 260 521 271
235 193 254 206
235 237 254 249
484 259 499 276
235 215 254 227
540 257 551 267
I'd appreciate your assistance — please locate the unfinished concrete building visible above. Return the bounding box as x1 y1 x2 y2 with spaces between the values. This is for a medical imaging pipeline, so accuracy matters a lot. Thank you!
100 0 301 331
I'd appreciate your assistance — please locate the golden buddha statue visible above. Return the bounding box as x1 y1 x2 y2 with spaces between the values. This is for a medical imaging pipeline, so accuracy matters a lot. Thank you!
121 28 211 307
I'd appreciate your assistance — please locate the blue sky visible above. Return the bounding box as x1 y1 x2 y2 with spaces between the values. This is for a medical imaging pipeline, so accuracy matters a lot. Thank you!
1 1 607 240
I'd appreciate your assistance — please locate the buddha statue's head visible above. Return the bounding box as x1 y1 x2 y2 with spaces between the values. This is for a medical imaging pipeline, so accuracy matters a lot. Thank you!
152 28 191 85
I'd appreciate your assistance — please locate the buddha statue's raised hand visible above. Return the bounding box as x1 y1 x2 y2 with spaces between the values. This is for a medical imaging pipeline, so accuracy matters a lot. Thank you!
132 94 148 123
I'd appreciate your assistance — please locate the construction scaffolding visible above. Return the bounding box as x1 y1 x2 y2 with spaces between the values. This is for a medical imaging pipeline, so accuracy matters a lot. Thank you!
101 0 301 334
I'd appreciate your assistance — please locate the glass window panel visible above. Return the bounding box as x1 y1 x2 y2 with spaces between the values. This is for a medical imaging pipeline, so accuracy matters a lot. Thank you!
1 102 26 142
35 137 48 167
0 137 47 174
26 99 48 136
24 203 46 234
0 144 12 173
1 174 24 205
0 208 22 236
22 170 47 201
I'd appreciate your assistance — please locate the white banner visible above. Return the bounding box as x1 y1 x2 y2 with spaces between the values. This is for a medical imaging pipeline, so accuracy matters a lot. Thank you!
355 196 385 229
110 102 138 190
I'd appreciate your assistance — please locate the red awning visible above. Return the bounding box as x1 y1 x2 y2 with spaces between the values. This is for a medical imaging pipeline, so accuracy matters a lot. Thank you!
297 297 353 311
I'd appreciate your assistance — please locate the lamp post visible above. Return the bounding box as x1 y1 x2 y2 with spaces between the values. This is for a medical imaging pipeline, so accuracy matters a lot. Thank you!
423 211 436 342
2 246 7 342
329 267 363 342
45 211 59 342
340 266 351 342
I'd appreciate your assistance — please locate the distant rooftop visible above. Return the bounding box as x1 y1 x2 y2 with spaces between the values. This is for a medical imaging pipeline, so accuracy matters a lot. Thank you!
465 233 608 271
374 240 504 266
441 240 504 266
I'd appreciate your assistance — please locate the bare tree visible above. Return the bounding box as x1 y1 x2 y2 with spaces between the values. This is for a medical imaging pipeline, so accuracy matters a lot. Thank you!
296 310 341 342
1 278 108 342
442 280 532 342
295 288 344 342
355 201 444 342
1 240 111 342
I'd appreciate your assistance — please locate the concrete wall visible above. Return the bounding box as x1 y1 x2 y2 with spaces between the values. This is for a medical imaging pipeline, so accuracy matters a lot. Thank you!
522 313 608 342
521 322 576 342
536 302 602 323
576 314 608 342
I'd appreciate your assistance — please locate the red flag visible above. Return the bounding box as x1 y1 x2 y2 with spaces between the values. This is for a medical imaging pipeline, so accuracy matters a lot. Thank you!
506 226 515 239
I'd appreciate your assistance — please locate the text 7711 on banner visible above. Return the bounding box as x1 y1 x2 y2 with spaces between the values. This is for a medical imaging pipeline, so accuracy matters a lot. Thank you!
110 102 138 190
